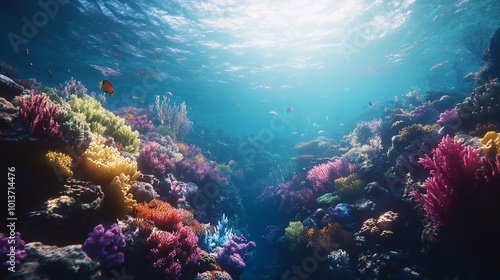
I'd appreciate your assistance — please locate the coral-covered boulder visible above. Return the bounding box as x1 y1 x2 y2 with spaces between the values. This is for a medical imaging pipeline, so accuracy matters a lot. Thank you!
360 211 401 242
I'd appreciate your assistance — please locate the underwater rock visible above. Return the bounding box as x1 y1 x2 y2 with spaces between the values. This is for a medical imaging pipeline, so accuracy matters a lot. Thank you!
6 242 101 280
132 181 157 203
0 74 23 100
0 97 31 142
352 182 393 220
26 179 104 245
357 249 405 279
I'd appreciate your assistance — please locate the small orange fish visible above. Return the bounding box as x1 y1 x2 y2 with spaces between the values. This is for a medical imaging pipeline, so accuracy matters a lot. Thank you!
99 80 114 96
269 111 278 116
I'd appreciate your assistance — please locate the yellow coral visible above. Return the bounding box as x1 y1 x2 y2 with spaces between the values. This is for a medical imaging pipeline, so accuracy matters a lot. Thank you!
103 173 137 219
334 173 365 202
480 131 500 158
81 134 140 185
45 151 73 179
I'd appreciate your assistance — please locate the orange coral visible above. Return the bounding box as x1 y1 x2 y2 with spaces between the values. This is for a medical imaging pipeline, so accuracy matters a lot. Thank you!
135 199 204 234
303 223 352 251
177 142 189 156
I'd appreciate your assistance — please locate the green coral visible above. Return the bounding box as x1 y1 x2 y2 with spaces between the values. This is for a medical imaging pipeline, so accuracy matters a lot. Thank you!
316 193 340 205
69 95 139 154
399 123 440 142
57 102 91 144
285 221 305 249
334 173 365 202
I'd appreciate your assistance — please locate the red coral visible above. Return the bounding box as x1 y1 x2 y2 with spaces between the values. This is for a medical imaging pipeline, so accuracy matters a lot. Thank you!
147 226 201 279
17 94 62 142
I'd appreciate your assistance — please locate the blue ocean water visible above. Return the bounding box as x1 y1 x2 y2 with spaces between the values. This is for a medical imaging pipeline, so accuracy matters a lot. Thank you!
2 0 500 279
2 0 498 136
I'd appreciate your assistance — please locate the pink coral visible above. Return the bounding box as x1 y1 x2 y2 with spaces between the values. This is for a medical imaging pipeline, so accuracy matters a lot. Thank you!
17 94 62 142
147 226 201 279
138 142 175 175
306 157 357 192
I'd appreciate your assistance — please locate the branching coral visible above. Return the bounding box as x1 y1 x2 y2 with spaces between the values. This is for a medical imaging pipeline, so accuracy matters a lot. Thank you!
215 235 256 275
285 221 305 249
155 95 192 140
56 102 91 145
138 142 175 175
17 93 62 142
69 95 139 154
306 157 357 192
136 199 182 233
398 123 440 142
411 135 500 230
45 151 73 179
80 134 140 185
147 226 201 280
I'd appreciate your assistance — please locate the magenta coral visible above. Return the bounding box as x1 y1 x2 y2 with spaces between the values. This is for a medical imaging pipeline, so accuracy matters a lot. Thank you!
177 158 228 186
411 135 500 228
17 94 62 142
436 109 460 127
138 142 175 175
147 226 201 279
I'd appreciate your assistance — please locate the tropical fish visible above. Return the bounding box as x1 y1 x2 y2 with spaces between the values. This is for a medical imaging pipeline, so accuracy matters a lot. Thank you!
369 101 378 107
269 111 278 116
25 48 29 56
131 96 141 100
140 100 148 105
290 131 298 135
166 91 173 97
430 61 447 71
99 80 114 96
287 107 293 113
47 69 53 78
318 130 325 134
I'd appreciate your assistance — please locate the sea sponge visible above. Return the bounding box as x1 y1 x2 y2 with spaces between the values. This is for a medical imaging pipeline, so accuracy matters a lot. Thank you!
69 95 139 154
334 173 365 202
480 131 500 158
103 173 137 219
45 151 73 179
80 134 140 185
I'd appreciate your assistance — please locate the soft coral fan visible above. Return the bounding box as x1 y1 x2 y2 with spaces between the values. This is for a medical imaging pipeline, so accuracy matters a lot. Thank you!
412 135 500 229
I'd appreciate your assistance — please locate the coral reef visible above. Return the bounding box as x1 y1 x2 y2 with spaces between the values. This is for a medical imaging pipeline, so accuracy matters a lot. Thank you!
202 214 234 252
333 173 365 202
0 74 23 100
82 223 126 268
359 211 401 242
284 221 305 249
115 106 154 134
455 79 500 130
306 157 358 192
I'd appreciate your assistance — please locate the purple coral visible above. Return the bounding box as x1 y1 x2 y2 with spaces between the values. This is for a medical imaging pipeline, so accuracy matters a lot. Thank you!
409 101 438 123
17 94 62 142
82 223 126 268
437 109 460 127
215 235 256 275
0 232 27 267
165 180 187 207
262 225 280 247
115 106 154 134
147 226 201 279
176 158 228 187
138 142 175 175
